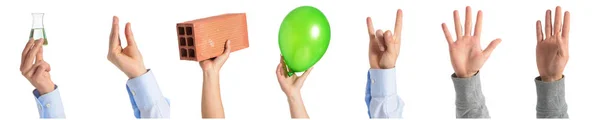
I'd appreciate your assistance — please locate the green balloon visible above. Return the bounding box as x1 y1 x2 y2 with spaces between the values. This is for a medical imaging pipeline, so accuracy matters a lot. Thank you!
279 6 331 74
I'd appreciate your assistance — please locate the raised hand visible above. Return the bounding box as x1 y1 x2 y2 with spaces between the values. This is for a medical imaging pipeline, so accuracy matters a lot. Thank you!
200 40 231 118
107 16 147 79
442 6 502 78
20 39 54 95
366 9 403 69
276 56 313 98
276 55 312 118
200 40 231 74
536 6 570 82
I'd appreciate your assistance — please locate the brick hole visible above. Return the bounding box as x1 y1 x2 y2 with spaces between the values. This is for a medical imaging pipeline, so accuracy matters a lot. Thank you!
180 48 188 57
188 49 196 57
187 37 194 46
179 37 186 46
177 27 184 35
186 27 193 35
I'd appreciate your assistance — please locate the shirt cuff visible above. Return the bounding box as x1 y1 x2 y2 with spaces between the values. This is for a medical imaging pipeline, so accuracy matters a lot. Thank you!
535 76 566 99
368 68 397 97
126 69 165 109
33 85 66 118
535 76 568 118
451 71 485 104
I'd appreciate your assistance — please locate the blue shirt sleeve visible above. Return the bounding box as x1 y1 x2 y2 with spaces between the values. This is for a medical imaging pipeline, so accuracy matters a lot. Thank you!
33 85 66 118
365 68 404 118
126 69 170 118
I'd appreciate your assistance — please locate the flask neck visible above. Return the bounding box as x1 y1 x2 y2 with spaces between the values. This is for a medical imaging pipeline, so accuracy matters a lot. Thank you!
32 13 44 28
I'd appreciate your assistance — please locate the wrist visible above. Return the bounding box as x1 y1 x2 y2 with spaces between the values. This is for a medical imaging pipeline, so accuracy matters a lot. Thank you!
126 68 147 79
379 63 396 69
455 71 476 78
379 66 395 69
286 93 303 103
35 81 55 95
541 74 563 82
203 70 220 81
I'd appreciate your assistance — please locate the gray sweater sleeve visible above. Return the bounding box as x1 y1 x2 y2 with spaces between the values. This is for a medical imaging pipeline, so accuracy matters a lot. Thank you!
451 72 490 118
535 76 568 118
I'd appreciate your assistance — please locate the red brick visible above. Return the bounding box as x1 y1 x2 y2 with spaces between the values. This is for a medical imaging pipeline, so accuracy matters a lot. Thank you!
176 13 249 61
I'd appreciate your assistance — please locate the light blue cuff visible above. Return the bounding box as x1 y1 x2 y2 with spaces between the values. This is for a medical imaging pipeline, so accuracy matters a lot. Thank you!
126 69 170 118
34 85 66 118
126 70 164 110
369 68 397 97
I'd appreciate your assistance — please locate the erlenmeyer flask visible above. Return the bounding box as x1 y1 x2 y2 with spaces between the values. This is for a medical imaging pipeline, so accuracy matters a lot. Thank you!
30 13 47 45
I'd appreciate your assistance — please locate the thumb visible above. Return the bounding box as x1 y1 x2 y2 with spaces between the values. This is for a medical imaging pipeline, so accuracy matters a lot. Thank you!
36 41 44 62
295 67 313 87
215 40 231 66
483 38 502 57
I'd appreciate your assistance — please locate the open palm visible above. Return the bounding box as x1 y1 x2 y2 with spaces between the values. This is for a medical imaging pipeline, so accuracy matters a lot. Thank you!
442 6 501 78
536 6 570 81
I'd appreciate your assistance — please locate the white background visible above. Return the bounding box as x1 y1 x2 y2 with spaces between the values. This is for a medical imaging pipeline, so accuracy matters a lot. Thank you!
0 0 598 119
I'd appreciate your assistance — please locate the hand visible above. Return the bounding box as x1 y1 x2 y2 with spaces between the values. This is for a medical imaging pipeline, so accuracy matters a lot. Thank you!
441 6 502 78
20 39 54 95
366 9 403 69
536 6 570 82
276 56 313 98
200 40 231 74
107 16 147 79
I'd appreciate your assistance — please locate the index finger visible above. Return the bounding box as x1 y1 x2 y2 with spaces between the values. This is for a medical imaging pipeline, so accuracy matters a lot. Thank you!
110 16 121 50
20 38 35 71
23 39 44 72
367 17 375 36
474 10 483 36
21 38 35 63
394 9 403 40
562 11 570 38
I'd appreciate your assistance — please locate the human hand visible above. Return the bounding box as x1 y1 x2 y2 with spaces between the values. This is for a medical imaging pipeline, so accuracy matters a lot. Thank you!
107 16 147 79
199 40 231 74
366 9 403 69
276 56 313 98
20 38 54 95
536 6 570 82
441 6 502 78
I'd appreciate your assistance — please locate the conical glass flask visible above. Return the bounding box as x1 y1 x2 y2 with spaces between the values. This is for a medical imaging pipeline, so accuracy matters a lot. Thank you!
30 13 47 45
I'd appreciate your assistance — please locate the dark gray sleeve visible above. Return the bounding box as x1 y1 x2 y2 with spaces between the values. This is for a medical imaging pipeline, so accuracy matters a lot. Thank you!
535 76 568 118
451 72 490 118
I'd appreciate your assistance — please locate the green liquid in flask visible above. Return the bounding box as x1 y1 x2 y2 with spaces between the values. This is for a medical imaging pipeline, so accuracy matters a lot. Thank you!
30 28 47 45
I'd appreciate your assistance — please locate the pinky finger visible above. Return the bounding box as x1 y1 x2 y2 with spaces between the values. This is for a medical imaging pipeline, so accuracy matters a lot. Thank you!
442 23 454 45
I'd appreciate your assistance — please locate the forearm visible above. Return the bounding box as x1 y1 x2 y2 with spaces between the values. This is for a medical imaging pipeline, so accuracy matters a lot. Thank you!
201 71 225 118
451 72 490 118
535 76 568 118
287 94 309 118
